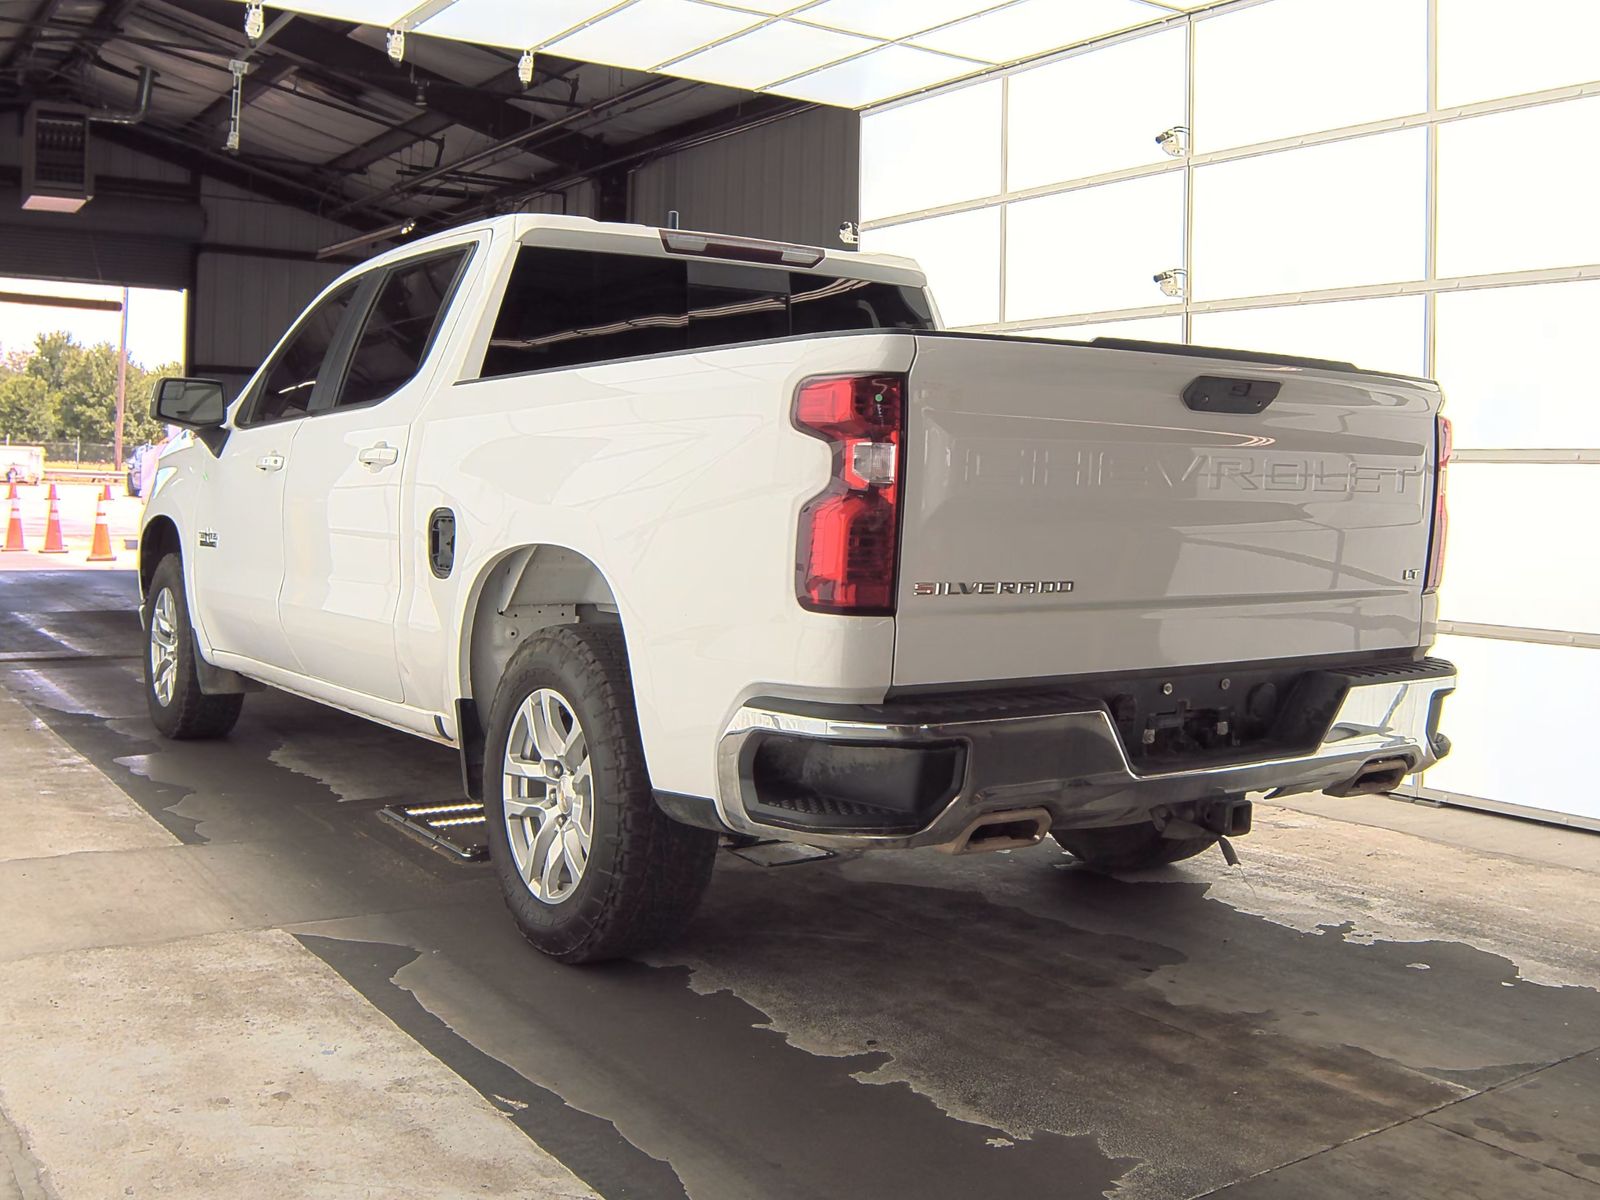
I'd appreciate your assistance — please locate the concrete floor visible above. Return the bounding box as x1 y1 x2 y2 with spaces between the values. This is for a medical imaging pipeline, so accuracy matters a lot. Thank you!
1 569 1597 1200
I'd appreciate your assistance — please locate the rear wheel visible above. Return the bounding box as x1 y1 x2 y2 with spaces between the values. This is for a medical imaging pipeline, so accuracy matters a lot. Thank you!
1053 822 1218 872
483 623 718 964
144 554 244 740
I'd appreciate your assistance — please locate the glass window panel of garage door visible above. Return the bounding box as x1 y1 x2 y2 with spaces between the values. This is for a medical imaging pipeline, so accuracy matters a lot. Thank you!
1436 97 1600 280
1437 0 1600 109
1422 635 1600 822
1005 170 1185 321
1006 27 1186 192
1435 281 1600 450
859 207 1001 328
1192 0 1426 153
1438 464 1600 634
1190 295 1425 378
1191 129 1427 302
859 81 1002 222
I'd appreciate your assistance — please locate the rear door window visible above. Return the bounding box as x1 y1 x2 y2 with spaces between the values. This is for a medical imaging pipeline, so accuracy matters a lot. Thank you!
481 248 685 377
333 249 470 410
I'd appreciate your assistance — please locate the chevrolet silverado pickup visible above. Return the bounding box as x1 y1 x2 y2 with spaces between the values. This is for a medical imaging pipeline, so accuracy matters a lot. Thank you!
141 214 1456 962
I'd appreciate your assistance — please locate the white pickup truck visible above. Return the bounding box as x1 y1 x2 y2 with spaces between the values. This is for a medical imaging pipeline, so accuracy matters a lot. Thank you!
142 213 1456 962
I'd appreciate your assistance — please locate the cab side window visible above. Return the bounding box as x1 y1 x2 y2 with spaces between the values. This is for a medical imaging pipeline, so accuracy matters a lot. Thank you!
246 282 359 425
335 250 469 410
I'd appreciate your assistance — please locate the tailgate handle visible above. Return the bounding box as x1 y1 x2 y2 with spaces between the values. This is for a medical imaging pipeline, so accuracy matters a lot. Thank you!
1182 376 1281 414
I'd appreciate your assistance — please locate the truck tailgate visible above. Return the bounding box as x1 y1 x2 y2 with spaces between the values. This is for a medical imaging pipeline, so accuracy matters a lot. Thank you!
894 335 1441 689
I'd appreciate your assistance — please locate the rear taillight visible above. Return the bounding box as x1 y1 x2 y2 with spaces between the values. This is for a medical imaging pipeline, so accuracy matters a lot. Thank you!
793 374 905 615
1424 413 1452 593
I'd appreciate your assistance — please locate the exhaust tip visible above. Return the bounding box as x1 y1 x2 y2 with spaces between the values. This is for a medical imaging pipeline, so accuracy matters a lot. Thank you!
938 808 1052 855
1325 757 1412 798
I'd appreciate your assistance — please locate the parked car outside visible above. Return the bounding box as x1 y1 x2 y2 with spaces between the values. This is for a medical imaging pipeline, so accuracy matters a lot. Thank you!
1 445 44 486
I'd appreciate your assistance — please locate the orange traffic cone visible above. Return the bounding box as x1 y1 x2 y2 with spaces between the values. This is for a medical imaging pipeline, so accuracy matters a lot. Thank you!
38 484 67 554
5 480 16 500
2 494 24 552
87 493 116 562
101 482 113 502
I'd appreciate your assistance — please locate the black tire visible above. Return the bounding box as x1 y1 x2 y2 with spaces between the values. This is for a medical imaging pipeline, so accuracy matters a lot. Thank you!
1053 822 1218 872
483 623 718 964
143 554 244 740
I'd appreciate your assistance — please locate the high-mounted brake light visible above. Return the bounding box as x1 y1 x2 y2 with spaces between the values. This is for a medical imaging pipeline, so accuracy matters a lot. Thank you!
1424 413 1452 594
793 375 905 615
659 228 825 268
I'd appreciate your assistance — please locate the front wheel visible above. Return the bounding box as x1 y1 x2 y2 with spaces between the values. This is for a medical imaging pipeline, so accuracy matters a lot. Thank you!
144 554 244 739
484 623 718 964
1053 822 1218 872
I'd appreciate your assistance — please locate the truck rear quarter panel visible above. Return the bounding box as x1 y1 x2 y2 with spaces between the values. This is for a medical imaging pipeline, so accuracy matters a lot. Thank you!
407 332 915 800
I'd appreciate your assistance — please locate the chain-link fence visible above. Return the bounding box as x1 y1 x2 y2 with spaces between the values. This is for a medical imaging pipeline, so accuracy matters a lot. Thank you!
36 440 117 466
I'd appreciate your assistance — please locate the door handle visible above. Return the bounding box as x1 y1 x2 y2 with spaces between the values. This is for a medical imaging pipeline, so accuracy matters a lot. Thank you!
256 453 284 472
358 442 400 469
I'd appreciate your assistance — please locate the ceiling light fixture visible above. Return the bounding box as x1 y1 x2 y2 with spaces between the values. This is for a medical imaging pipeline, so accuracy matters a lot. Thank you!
224 59 249 152
386 27 406 65
244 2 265 43
517 49 535 87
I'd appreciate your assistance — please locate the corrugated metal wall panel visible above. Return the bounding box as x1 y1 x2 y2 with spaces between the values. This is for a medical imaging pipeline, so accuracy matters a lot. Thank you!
201 179 357 251
90 139 190 184
628 107 857 248
191 253 343 387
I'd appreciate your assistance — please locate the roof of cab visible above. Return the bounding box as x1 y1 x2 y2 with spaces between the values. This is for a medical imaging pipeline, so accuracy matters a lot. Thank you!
508 212 926 285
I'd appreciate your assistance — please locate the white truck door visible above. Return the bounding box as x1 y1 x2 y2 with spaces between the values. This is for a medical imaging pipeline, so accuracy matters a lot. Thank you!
277 247 472 705
192 280 362 669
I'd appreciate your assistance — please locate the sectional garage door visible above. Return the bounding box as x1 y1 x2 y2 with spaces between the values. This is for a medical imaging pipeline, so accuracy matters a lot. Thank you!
859 0 1600 828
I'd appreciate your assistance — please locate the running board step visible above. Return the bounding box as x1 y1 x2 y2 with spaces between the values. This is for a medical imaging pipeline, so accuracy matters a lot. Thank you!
379 801 489 861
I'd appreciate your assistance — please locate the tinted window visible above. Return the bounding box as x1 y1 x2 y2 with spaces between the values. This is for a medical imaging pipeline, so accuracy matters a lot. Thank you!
482 248 685 377
336 250 468 409
249 282 358 424
790 272 934 334
479 246 934 378
687 261 788 348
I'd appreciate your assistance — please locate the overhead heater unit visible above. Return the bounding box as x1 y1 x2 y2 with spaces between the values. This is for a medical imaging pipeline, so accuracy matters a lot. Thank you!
21 104 93 213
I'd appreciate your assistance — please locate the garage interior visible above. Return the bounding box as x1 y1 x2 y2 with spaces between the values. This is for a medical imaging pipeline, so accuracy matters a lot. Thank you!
1 1 1597 1198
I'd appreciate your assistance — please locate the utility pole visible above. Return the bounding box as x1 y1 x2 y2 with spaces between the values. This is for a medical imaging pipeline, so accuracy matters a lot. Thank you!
114 286 129 471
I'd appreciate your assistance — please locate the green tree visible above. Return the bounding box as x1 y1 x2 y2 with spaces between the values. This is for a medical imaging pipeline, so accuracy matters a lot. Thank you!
56 341 122 444
0 374 56 442
0 331 186 453
22 331 75 393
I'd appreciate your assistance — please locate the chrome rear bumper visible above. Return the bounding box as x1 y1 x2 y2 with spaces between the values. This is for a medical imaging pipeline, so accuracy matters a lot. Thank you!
716 660 1455 851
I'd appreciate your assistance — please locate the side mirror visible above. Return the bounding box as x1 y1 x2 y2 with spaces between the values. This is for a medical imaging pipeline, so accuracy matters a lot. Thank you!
152 377 228 429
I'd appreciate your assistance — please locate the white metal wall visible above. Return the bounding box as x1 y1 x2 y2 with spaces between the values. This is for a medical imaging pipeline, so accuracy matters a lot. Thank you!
859 0 1600 828
630 106 858 248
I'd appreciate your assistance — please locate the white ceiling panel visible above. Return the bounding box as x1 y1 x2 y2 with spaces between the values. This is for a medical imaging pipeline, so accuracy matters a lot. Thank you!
772 43 979 106
264 0 417 21
414 0 620 47
910 0 1161 63
222 0 1220 108
797 0 1010 40
547 0 761 69
669 21 876 89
